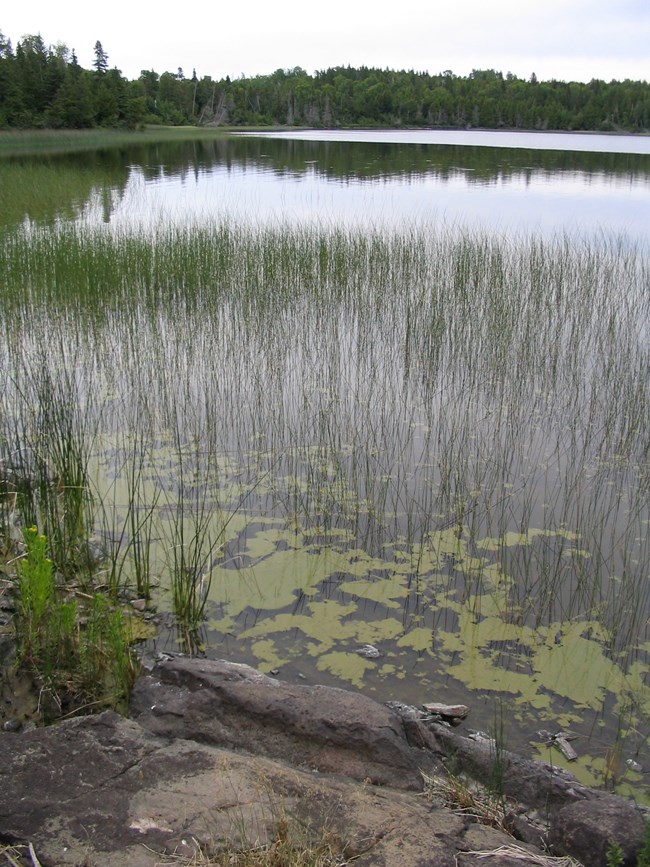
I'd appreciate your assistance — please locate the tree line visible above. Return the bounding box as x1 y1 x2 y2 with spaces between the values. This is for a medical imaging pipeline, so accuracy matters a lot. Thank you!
1 30 649 132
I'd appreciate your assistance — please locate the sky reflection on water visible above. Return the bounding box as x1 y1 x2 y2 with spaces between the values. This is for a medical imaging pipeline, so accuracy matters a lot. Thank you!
239 128 650 155
84 131 650 244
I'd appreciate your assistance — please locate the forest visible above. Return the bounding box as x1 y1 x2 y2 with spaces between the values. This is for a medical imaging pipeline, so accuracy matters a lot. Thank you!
0 31 649 132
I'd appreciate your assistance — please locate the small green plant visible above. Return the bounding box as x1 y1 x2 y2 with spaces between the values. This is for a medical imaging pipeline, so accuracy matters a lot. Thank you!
637 821 650 867
606 820 650 867
16 525 59 665
14 526 137 721
79 593 137 712
606 841 623 867
488 700 508 807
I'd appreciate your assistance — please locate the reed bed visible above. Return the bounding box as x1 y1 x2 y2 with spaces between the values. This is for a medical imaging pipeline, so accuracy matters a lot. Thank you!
0 126 231 158
1 219 649 771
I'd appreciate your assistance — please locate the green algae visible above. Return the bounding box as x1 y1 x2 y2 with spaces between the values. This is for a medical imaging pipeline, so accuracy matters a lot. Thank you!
316 651 376 687
532 626 627 707
189 513 650 771
249 638 287 672
396 626 435 653
89 450 650 764
340 578 406 607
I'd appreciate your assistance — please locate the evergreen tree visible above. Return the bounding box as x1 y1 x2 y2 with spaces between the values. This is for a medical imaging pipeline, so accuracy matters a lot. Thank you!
93 40 108 74
0 27 648 132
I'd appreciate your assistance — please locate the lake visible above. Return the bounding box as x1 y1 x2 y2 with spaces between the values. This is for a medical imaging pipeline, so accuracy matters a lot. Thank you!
3 129 649 243
1 128 649 799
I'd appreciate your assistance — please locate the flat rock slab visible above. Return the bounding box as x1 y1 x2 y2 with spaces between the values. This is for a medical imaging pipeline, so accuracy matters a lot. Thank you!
131 656 441 790
2 658 648 867
0 710 527 866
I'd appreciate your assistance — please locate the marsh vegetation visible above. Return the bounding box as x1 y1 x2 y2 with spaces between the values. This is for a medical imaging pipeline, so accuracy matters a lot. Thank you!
1 131 649 798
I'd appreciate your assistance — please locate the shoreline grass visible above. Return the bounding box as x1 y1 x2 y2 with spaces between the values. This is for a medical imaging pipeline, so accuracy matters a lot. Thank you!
0 126 237 158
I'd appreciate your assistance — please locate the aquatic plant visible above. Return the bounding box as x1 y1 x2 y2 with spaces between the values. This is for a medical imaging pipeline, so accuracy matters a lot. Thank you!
1 217 649 778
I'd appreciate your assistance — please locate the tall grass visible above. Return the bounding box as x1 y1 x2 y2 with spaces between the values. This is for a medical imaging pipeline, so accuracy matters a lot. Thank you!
4 342 98 581
2 222 648 604
98 426 160 599
1 218 649 761
0 126 231 157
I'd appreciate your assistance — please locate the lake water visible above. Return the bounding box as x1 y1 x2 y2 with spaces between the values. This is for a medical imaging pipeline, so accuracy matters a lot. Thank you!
57 129 650 244
239 128 650 154
3 129 650 798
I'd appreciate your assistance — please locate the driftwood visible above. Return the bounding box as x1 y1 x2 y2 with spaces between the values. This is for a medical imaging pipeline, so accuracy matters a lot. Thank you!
554 736 578 762
537 730 578 762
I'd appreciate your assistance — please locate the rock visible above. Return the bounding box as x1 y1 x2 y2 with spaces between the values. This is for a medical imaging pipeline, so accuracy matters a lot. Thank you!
386 700 443 753
0 658 646 867
354 643 381 658
423 702 470 719
0 577 16 610
507 809 549 849
548 797 646 867
0 710 471 867
130 656 440 789
457 826 542 866
423 702 470 726
429 720 593 812
85 535 105 566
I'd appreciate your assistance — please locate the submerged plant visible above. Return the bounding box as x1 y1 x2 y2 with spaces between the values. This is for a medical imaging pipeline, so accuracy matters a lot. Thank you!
98 428 160 600
164 437 222 632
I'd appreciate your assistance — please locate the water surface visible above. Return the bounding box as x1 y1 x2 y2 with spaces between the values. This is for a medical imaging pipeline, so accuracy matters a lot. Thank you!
2 129 650 799
3 132 649 243
241 127 650 154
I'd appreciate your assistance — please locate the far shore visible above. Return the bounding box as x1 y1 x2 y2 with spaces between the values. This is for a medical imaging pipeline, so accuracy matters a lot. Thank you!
1 123 649 159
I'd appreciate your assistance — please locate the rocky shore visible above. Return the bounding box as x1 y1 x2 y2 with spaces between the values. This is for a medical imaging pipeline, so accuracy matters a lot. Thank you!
1 657 647 866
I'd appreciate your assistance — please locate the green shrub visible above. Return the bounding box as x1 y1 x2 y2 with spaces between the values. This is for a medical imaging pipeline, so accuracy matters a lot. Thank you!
606 841 623 867
15 526 137 721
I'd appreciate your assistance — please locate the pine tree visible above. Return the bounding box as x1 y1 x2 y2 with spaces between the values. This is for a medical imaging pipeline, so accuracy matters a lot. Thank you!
93 40 108 74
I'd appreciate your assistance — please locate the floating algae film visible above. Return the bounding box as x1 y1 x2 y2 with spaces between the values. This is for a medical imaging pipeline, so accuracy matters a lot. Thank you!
1 132 650 800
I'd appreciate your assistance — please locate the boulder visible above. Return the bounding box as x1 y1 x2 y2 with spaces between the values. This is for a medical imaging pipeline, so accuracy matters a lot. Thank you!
429 723 593 812
1 657 647 867
548 798 647 867
429 722 648 865
0 709 468 866
131 656 442 790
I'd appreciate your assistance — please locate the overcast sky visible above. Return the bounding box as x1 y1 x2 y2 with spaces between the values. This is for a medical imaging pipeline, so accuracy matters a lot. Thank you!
2 0 649 84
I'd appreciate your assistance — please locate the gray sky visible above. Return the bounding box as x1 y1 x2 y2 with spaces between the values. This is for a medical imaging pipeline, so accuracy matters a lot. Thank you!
2 0 649 83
